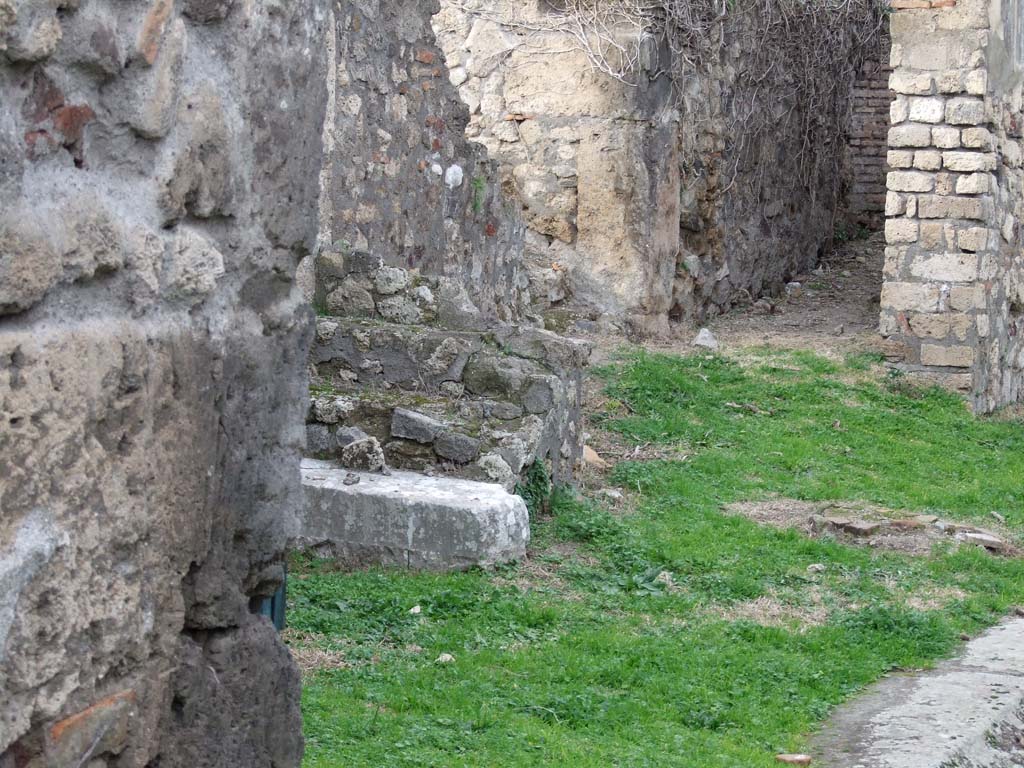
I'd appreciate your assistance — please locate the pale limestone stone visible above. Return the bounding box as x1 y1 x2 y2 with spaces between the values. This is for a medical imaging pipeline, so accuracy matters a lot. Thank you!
886 192 908 216
950 285 985 311
918 194 985 220
165 227 225 300
965 68 988 95
1003 214 1017 244
891 96 910 124
957 226 990 252
961 127 993 149
903 41 953 71
888 170 935 192
956 173 991 194
977 314 990 338
881 281 941 312
884 246 909 277
920 221 953 249
909 97 946 124
909 252 979 282
890 71 933 95
890 42 904 68
945 97 986 125
888 150 914 168
936 70 965 94
935 0 990 31
931 126 961 149
913 150 942 171
886 218 920 243
935 172 956 196
908 313 970 340
921 344 973 367
890 124 933 148
942 151 996 172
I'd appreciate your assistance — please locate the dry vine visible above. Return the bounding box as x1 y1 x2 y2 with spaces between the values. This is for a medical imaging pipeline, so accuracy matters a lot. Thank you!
450 0 888 192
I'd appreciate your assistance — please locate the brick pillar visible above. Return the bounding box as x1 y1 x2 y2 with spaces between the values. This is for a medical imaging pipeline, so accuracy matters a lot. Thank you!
880 0 1005 405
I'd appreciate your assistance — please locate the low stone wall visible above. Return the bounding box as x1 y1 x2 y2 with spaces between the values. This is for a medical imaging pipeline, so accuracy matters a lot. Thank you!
881 0 1023 410
0 0 328 761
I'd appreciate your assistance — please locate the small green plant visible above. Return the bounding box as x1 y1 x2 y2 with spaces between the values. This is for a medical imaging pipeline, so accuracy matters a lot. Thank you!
834 223 872 243
471 176 487 214
515 460 552 517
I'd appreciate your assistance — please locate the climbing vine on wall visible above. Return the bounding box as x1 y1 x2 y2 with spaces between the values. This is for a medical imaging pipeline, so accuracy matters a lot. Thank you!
454 0 888 191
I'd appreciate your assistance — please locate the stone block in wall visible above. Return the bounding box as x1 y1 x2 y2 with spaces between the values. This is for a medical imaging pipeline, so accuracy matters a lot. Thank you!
913 150 943 170
888 170 936 191
889 149 915 167
961 127 995 148
881 281 942 312
890 123 934 146
886 218 920 242
931 125 962 148
945 97 987 125
917 194 986 219
890 70 935 95
921 343 974 367
909 251 980 281
957 225 991 250
956 172 992 193
908 312 973 339
909 96 946 123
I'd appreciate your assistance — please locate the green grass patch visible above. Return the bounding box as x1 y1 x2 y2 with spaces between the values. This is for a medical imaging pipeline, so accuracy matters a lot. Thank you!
293 347 1024 767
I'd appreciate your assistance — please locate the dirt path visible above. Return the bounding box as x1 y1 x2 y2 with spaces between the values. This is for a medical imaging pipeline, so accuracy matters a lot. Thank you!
707 231 885 357
577 231 886 367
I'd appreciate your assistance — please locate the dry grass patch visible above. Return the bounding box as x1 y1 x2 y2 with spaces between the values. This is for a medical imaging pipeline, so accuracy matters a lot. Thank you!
282 630 352 675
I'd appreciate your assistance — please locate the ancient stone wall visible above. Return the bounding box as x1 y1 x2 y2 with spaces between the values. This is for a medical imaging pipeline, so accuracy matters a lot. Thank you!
845 24 894 229
319 0 528 327
881 0 1023 410
0 0 329 762
433 1 679 334
304 0 589 494
434 2 877 330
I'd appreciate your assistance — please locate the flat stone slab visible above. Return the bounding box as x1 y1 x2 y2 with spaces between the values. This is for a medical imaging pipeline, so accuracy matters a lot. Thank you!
812 617 1024 767
298 459 530 570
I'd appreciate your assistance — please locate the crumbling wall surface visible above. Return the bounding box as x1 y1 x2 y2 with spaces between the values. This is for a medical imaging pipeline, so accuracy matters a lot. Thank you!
982 0 1024 407
322 0 527 326
433 1 679 333
0 0 329 762
880 0 1023 410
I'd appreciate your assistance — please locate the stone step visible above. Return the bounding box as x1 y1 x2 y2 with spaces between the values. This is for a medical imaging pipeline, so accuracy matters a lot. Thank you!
296 459 529 570
306 386 561 488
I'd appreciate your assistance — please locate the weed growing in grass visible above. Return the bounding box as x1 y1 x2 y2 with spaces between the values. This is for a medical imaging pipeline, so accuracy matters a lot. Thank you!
293 348 1024 768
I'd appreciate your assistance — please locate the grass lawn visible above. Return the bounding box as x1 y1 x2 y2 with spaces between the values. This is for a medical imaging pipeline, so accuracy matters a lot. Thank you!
289 348 1024 767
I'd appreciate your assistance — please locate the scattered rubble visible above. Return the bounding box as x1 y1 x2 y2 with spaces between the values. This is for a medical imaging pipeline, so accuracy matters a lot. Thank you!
727 499 1016 557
